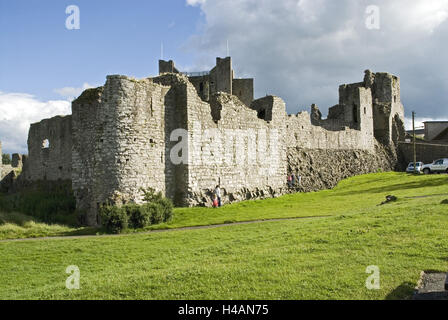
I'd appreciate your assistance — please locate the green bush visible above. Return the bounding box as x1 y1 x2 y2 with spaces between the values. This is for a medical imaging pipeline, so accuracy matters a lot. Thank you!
141 187 173 222
128 204 151 229
99 205 128 234
99 189 174 233
158 197 174 222
146 202 163 225
141 187 163 203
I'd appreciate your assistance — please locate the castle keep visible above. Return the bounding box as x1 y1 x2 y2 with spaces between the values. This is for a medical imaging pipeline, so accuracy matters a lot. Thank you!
4 57 406 226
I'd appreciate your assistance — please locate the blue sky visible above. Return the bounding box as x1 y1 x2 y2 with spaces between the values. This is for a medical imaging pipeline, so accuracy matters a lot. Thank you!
0 0 202 101
1 0 448 154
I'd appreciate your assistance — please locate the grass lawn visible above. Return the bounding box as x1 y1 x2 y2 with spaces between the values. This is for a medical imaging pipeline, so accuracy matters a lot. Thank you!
0 172 447 299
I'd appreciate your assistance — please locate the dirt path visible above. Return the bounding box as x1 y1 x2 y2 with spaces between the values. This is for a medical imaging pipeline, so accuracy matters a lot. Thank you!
0 215 333 243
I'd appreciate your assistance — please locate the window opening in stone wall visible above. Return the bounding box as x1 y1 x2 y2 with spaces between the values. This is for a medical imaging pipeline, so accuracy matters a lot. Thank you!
352 105 358 123
257 109 266 120
364 107 366 115
199 82 204 93
42 139 50 149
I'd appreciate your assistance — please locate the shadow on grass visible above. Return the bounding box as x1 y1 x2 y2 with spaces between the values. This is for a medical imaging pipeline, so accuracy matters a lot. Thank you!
58 227 100 237
335 177 447 197
385 282 415 300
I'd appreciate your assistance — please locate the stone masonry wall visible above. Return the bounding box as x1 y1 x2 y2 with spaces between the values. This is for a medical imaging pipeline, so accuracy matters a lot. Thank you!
72 76 175 225
22 115 72 181
286 86 374 151
287 142 396 192
186 91 287 206
18 62 406 226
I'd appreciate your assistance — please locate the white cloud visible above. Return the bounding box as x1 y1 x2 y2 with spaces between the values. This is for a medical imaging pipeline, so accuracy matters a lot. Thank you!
0 91 71 154
389 0 448 33
54 82 95 101
186 0 207 6
184 0 448 119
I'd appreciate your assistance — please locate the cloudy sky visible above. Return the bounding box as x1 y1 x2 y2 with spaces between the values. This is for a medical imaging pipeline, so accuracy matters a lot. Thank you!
1 0 447 154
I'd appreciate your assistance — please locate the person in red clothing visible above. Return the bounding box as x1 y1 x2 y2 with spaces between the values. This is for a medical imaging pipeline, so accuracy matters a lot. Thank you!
212 194 219 208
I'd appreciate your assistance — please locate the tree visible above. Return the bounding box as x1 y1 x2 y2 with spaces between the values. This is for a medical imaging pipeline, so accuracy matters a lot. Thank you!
2 154 11 165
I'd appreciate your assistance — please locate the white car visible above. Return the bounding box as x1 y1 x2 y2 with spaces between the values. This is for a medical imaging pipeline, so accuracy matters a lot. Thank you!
406 162 423 174
422 158 448 174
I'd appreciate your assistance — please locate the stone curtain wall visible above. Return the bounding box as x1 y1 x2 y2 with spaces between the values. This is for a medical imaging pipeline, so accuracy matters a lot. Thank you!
186 90 287 206
284 73 401 193
18 61 406 226
398 142 448 165
285 87 374 151
23 115 72 181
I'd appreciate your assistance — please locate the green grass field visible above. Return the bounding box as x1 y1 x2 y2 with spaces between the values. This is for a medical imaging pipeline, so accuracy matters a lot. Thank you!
0 172 447 299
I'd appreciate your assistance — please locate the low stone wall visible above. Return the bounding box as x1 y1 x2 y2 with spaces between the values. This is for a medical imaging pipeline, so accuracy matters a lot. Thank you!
398 141 448 165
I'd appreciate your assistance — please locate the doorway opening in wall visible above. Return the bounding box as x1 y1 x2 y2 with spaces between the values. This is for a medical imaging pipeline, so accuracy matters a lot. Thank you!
42 139 50 149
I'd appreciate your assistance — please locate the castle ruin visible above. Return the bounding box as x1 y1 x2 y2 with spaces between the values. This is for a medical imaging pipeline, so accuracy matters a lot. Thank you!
1 57 406 226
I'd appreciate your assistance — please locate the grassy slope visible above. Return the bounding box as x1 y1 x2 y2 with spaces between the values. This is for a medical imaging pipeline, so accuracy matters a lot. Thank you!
146 172 448 230
0 172 447 299
0 212 96 240
2 172 447 240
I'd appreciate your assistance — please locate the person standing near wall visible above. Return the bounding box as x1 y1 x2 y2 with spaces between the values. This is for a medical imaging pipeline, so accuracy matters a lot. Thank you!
287 174 293 188
215 185 222 207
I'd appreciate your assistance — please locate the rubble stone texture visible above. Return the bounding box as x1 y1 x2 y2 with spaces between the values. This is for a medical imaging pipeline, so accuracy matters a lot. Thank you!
11 57 408 226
